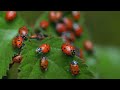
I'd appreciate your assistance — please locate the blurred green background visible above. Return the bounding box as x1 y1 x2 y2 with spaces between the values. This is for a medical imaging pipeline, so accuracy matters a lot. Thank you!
18 11 120 79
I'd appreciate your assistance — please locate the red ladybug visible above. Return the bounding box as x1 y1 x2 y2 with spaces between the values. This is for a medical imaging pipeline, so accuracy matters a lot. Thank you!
61 43 75 56
5 11 17 21
12 36 24 49
49 11 62 22
84 40 93 51
70 60 80 76
36 44 50 54
61 32 76 42
12 54 23 63
18 26 28 38
72 11 80 20
56 23 67 34
73 23 83 37
63 17 73 30
56 11 63 20
30 34 38 39
30 33 45 40
40 20 49 29
40 57 48 71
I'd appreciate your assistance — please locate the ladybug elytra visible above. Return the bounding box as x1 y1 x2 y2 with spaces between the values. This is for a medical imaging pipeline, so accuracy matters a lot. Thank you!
49 11 62 22
84 40 93 52
36 44 50 54
73 23 83 37
40 20 49 29
61 32 76 42
61 43 75 56
40 57 48 71
12 54 22 63
56 23 67 34
18 26 28 39
63 17 73 30
72 11 80 20
5 11 17 21
12 36 24 49
70 60 80 76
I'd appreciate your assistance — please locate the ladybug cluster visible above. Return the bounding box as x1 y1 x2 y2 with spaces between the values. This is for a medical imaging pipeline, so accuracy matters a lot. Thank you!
8 11 94 76
11 25 29 66
37 11 93 58
35 42 79 76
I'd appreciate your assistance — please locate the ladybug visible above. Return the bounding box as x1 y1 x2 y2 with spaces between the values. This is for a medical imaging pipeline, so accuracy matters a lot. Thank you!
30 34 38 39
61 43 75 56
5 11 17 21
56 11 63 21
30 33 46 40
84 40 93 52
63 17 73 30
12 36 24 49
49 11 62 22
61 32 76 42
12 54 23 63
18 26 28 39
36 44 50 54
40 20 49 29
56 23 67 34
40 57 48 71
70 60 80 76
61 34 70 43
72 11 80 20
73 23 83 37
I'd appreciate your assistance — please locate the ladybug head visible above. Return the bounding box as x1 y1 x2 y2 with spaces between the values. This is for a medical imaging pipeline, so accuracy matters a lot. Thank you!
71 49 75 55
71 60 78 65
41 56 47 60
36 48 42 53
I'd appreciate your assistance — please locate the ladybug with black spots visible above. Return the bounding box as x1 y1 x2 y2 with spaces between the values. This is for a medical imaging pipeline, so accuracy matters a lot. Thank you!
40 57 48 71
12 36 24 49
5 11 17 21
61 43 75 56
36 44 50 54
72 11 80 20
70 60 80 76
18 26 29 39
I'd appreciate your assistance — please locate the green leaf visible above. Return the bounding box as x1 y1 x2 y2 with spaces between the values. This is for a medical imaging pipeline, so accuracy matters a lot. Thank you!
18 37 94 79
0 11 27 78
0 11 26 29
34 12 58 37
